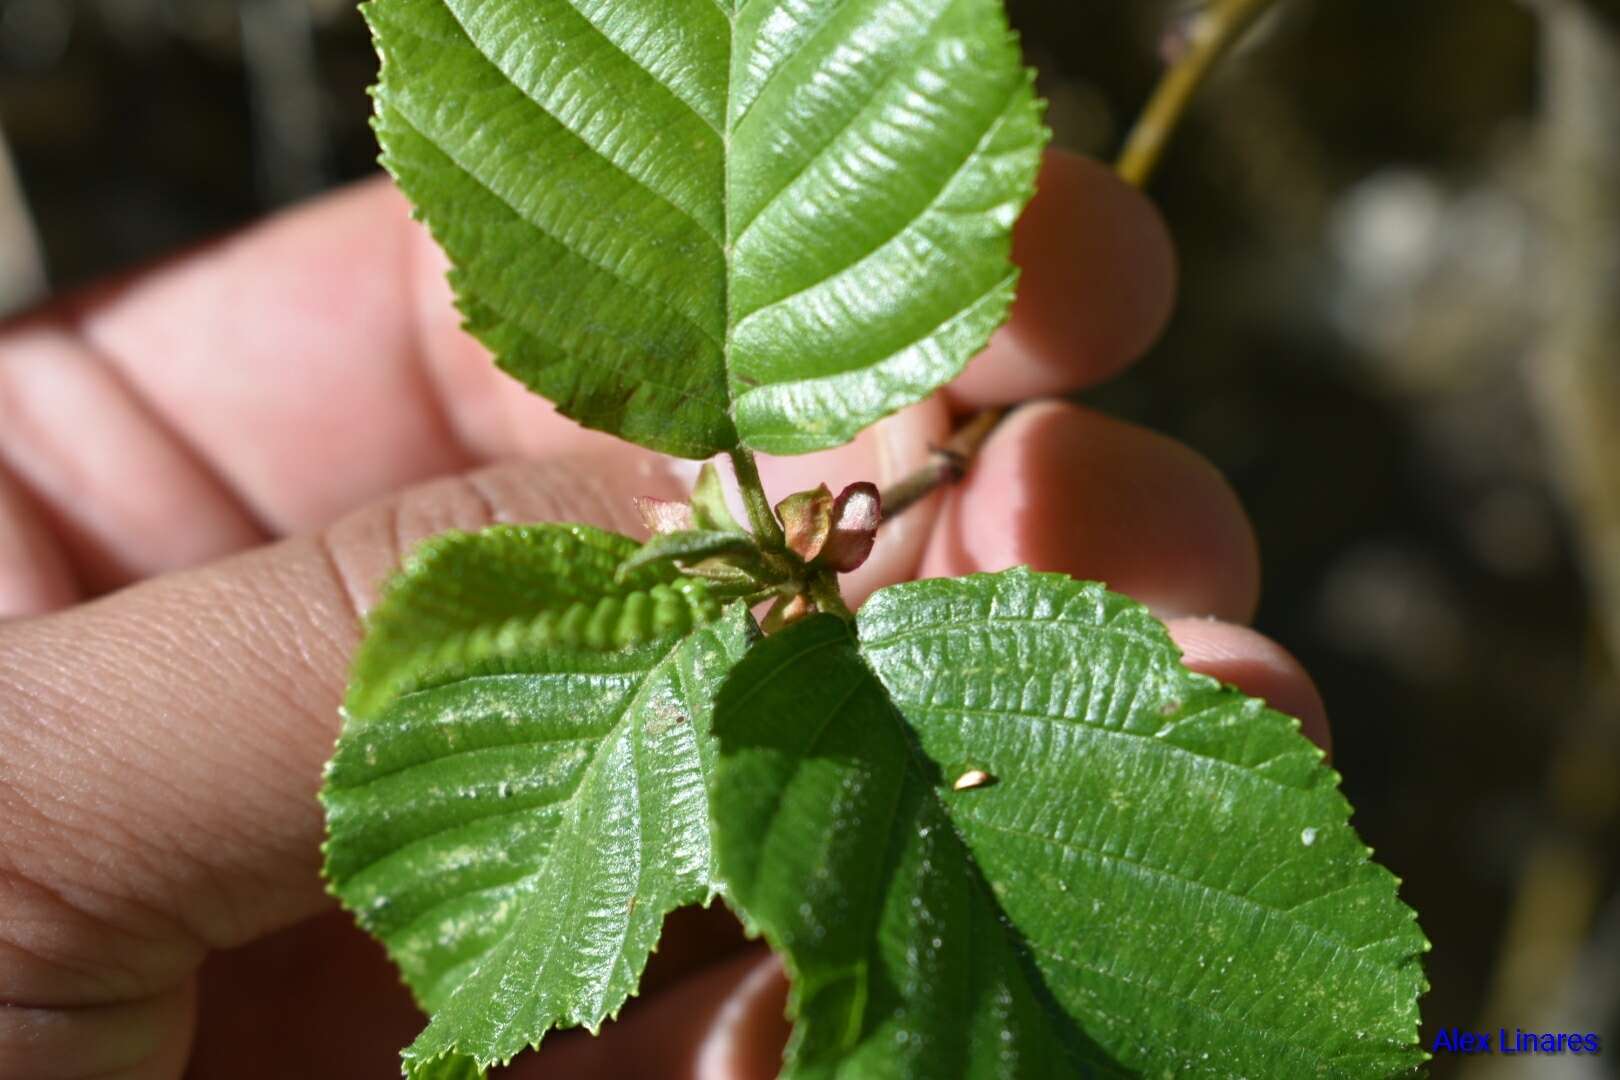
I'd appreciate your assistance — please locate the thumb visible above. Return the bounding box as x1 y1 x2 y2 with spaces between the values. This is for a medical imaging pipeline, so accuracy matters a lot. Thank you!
0 457 678 1042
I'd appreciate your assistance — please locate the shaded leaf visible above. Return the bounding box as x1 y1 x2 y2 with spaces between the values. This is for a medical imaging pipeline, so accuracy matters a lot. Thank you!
405 1051 483 1080
711 569 1428 1078
365 0 1047 457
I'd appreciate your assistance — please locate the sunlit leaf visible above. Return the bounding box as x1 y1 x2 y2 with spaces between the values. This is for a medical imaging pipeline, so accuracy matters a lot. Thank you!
324 524 754 1070
365 0 1047 457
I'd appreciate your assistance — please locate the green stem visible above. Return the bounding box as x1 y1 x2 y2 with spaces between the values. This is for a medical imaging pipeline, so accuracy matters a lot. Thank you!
808 572 854 622
726 449 856 618
728 448 787 552
1116 0 1284 188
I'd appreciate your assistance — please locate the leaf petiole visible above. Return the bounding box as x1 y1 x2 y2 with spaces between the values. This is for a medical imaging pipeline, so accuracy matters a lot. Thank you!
727 447 787 554
806 571 854 622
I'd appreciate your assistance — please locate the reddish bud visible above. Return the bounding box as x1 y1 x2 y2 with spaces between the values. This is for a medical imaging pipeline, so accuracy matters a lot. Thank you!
775 485 835 563
819 482 883 573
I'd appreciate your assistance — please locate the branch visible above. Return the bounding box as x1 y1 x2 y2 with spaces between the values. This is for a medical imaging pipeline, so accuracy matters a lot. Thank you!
879 0 1287 519
880 408 1005 518
1117 0 1286 189
0 122 46 317
1525 0 1620 677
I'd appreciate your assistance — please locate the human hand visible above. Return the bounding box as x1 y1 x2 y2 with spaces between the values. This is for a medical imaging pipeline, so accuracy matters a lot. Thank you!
0 150 1327 1079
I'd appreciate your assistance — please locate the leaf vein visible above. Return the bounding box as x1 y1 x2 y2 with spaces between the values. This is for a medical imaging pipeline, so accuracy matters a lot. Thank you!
731 268 1011 403
337 727 615 793
388 107 727 356
897 699 1315 798
345 799 566 887
439 0 725 243
957 813 1379 963
734 75 1027 325
860 613 1169 655
552 0 727 139
1027 944 1365 1074
731 0 960 244
730 0 855 131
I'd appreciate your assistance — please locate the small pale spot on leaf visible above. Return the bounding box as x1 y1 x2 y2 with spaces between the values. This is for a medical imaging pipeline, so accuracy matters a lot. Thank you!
953 769 995 792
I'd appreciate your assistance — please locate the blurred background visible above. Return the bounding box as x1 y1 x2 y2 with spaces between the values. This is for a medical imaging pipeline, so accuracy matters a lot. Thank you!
0 0 1616 1075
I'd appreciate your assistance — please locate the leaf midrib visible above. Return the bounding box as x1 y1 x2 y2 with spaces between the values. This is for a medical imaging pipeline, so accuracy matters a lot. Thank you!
870 648 1092 1078
729 0 961 248
864 612 1329 798
721 0 736 420
443 0 727 240
733 79 1029 329
440 626 713 1024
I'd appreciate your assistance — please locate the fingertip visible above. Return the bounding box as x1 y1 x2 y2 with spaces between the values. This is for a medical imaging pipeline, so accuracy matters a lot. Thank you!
1166 618 1333 754
919 401 1259 623
517 949 787 1080
947 152 1178 409
693 954 791 1080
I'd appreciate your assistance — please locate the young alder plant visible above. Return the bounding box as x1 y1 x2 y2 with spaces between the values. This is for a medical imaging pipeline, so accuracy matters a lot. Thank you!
319 1 1429 1077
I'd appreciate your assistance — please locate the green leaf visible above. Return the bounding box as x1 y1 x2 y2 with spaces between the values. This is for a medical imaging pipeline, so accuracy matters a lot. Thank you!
364 0 1047 458
690 462 745 533
347 524 726 717
617 529 759 579
405 1052 483 1080
711 569 1428 1079
323 524 755 1070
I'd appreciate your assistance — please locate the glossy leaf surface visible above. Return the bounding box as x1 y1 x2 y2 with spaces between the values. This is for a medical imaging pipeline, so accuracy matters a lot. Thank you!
323 525 753 1071
711 569 1428 1078
364 0 1047 457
